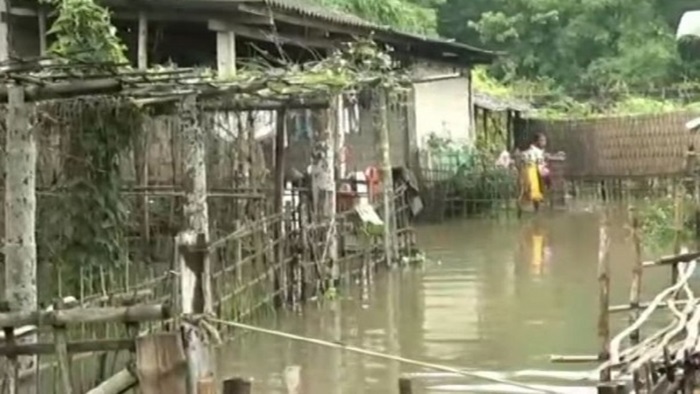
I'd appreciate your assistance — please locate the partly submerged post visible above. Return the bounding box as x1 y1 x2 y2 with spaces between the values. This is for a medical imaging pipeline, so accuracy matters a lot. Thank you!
628 207 642 344
274 108 288 303
177 94 212 315
597 210 612 382
4 84 38 392
374 88 394 266
176 95 213 394
310 99 338 287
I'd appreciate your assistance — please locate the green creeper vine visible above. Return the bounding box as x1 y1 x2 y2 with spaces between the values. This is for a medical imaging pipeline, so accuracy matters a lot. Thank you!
43 0 127 64
39 99 141 291
37 0 135 295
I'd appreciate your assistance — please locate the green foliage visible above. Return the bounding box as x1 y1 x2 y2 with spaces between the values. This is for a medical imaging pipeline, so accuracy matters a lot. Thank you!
38 99 141 292
312 0 438 35
436 0 700 113
424 132 516 216
637 195 696 250
43 0 127 63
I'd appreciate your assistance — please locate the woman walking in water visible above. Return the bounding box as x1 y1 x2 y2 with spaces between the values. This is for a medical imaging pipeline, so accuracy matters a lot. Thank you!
517 132 565 217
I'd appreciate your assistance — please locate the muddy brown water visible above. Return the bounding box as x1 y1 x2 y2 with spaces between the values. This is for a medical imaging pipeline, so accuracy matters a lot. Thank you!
216 211 685 393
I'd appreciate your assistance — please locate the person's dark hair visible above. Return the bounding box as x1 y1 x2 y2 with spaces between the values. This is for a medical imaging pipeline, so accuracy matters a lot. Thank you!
532 132 546 144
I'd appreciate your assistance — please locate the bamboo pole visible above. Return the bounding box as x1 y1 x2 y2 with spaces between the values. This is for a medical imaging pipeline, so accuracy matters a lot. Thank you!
222 378 252 394
0 338 135 356
309 98 337 287
178 94 212 315
274 108 288 304
672 181 684 284
86 367 137 394
629 207 643 345
0 303 170 327
374 88 394 266
398 377 413 394
598 210 612 382
53 300 73 394
4 84 37 394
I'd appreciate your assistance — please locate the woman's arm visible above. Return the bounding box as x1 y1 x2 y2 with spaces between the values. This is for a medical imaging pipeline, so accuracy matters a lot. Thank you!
545 151 566 161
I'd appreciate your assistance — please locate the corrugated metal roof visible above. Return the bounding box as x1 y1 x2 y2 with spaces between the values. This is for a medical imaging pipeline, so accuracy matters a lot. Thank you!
262 0 497 59
473 90 531 112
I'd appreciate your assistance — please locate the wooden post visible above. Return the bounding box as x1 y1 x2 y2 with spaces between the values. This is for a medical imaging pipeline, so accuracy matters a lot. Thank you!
135 12 150 264
628 207 642 345
222 378 252 394
178 95 212 315
310 100 337 287
5 84 37 393
374 88 395 266
196 376 216 394
274 108 288 304
137 12 148 69
0 302 18 394
672 180 684 284
334 94 346 180
53 300 73 394
136 333 187 394
398 377 413 394
283 365 300 394
177 95 213 394
598 210 612 382
87 368 138 394
37 9 47 55
0 0 8 61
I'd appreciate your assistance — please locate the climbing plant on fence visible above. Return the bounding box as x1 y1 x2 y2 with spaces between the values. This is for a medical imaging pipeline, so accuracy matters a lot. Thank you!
25 0 411 302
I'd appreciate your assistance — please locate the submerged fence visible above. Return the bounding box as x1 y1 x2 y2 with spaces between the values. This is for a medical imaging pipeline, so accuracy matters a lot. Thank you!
0 78 416 392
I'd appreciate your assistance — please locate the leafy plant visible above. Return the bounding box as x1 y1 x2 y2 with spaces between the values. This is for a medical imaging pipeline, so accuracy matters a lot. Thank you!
43 0 127 64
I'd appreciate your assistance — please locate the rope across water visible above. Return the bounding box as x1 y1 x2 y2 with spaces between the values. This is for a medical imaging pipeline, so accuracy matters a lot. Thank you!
209 317 565 394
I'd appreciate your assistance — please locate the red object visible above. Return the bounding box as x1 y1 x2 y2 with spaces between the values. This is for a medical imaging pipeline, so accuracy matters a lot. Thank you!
337 188 358 212
365 166 380 202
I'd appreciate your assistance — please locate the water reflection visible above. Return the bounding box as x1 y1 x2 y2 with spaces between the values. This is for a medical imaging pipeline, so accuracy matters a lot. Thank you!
218 212 677 393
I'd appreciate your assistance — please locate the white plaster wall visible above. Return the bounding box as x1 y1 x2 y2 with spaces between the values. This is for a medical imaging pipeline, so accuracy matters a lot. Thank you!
413 76 472 149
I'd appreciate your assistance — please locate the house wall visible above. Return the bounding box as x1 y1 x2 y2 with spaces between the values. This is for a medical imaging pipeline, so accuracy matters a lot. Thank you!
410 61 473 150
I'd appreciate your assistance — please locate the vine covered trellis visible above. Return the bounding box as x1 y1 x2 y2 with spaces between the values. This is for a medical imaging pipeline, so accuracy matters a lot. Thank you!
0 34 410 295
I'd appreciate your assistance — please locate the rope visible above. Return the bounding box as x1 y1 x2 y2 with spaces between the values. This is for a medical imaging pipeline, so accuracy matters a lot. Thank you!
209 317 564 394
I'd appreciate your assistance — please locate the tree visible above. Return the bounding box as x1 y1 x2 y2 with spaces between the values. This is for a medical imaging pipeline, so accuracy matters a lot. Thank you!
437 0 687 93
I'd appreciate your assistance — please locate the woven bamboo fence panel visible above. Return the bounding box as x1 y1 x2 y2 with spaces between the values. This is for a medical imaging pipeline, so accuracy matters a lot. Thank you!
524 111 700 178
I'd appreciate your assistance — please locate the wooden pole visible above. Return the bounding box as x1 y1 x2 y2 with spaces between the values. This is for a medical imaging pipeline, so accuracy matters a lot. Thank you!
196 376 216 394
598 210 612 382
37 10 47 55
310 98 337 287
398 377 413 394
137 12 148 69
0 303 170 327
672 180 684 284
222 378 252 394
53 300 73 394
283 366 300 394
375 88 394 266
178 94 212 315
628 207 643 345
5 84 37 393
86 368 137 394
274 108 288 304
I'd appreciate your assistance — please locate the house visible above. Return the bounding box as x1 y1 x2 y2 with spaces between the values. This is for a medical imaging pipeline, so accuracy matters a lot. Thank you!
3 0 496 174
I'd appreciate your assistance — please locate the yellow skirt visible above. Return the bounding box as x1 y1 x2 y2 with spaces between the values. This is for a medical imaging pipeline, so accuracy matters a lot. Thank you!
520 163 544 203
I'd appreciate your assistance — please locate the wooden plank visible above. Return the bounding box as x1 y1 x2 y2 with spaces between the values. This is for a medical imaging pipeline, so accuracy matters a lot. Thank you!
223 378 252 394
0 303 170 327
0 338 135 356
86 368 137 394
136 333 188 394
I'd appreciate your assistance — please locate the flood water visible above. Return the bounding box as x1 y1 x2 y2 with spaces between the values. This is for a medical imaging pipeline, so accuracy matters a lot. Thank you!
217 211 680 393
